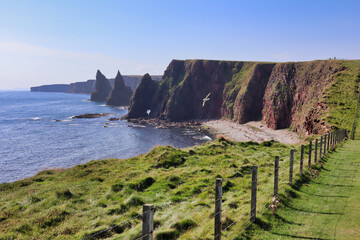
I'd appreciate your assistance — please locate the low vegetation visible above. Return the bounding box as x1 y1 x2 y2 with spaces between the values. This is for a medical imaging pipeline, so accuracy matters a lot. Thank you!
1 137 300 239
324 60 360 132
242 139 360 240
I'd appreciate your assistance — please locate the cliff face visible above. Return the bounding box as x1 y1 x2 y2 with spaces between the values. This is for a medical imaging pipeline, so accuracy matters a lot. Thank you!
127 59 347 134
262 61 344 133
106 71 133 106
31 75 162 94
30 84 70 92
90 70 112 102
68 80 95 94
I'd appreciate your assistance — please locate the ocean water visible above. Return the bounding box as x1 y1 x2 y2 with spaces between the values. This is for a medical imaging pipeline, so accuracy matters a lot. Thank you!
0 91 211 183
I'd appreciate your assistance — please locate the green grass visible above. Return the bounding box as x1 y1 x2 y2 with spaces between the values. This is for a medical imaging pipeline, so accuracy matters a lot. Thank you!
1 60 359 239
235 139 360 240
324 60 360 132
0 138 299 240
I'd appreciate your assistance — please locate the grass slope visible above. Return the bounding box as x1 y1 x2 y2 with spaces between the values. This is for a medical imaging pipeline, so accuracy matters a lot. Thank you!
1 138 298 240
240 139 360 240
325 60 360 132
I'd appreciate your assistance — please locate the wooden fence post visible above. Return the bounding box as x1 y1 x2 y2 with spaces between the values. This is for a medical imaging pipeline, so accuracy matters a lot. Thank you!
250 166 258 223
300 145 304 174
289 150 294 187
274 156 279 197
324 134 327 156
327 133 330 152
142 204 154 240
308 141 312 168
320 136 323 159
314 139 318 163
214 178 222 240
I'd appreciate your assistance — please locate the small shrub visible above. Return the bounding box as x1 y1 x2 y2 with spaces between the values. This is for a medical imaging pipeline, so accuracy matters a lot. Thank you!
129 177 156 191
91 177 104 182
171 219 197 233
228 201 238 209
29 195 42 203
155 148 188 168
191 185 202 194
260 140 276 147
155 229 180 240
170 195 184 203
96 202 107 208
111 182 124 192
223 181 235 192
82 228 113 239
222 217 235 231
16 224 32 234
56 189 73 200
39 210 69 228
126 196 144 207
107 204 128 215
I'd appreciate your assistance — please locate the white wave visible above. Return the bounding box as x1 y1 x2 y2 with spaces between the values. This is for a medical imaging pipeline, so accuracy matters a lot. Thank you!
201 136 212 141
115 106 128 110
31 117 42 120
128 124 146 128
193 135 212 141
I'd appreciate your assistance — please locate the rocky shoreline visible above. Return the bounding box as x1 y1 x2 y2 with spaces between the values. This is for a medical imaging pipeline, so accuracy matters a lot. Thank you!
125 117 201 129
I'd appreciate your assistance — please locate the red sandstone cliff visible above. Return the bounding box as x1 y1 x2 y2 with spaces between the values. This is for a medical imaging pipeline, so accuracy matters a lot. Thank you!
127 59 348 134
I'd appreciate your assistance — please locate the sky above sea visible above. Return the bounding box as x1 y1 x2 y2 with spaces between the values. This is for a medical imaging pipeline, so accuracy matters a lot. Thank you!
0 0 359 89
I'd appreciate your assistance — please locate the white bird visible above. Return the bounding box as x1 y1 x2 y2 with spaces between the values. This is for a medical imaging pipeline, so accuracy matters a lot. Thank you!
202 93 211 107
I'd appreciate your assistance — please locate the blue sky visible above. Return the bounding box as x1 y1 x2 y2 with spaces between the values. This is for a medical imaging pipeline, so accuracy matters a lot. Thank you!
0 0 359 89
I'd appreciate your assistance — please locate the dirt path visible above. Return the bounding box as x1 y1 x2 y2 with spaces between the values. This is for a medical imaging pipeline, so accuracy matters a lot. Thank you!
202 119 301 144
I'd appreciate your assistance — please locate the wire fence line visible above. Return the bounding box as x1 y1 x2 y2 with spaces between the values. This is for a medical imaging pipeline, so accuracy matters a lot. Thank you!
83 129 347 240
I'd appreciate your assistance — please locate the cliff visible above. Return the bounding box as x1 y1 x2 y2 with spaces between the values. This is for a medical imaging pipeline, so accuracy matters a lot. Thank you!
127 59 359 134
31 75 162 94
90 70 112 102
67 80 95 94
30 84 70 92
106 71 133 106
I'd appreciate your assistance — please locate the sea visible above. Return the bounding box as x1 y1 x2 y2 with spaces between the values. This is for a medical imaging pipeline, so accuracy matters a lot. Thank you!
0 91 212 184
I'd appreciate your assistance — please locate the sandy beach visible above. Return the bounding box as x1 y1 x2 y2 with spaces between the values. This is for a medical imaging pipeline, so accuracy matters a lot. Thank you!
202 119 301 145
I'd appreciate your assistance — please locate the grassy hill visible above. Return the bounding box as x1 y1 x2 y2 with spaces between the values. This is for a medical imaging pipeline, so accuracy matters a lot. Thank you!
1 139 296 239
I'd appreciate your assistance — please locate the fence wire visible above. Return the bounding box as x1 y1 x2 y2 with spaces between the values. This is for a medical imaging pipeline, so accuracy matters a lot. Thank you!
84 131 346 240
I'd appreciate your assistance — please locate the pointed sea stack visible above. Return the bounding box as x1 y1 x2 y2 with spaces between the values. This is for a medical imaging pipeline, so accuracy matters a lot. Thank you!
106 71 133 106
127 73 159 118
90 70 112 102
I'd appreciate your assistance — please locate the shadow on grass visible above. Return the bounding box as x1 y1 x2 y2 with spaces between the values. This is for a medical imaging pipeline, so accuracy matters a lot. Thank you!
298 190 349 198
272 213 304 226
271 232 331 239
311 182 354 188
254 218 272 230
282 201 344 215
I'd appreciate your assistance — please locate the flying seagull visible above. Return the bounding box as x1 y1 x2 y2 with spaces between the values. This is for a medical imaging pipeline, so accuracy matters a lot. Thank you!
202 93 211 107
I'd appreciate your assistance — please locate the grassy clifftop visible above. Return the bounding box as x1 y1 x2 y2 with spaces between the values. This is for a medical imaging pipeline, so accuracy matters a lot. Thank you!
1 138 296 239
324 60 360 132
128 59 360 135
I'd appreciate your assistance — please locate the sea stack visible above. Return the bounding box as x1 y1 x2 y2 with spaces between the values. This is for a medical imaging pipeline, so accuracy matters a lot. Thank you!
106 71 133 106
90 70 112 102
127 73 159 119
